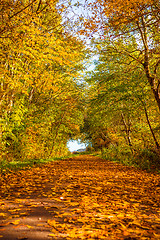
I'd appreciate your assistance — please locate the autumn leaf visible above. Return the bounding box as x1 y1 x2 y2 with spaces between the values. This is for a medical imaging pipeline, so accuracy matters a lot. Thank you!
0 155 160 239
48 233 56 237
11 220 20 225
47 219 57 227
26 225 33 229
0 213 7 217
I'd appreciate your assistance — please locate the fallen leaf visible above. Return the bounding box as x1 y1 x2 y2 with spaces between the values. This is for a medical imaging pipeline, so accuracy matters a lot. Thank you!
0 213 7 217
11 219 20 225
48 233 56 237
26 225 33 229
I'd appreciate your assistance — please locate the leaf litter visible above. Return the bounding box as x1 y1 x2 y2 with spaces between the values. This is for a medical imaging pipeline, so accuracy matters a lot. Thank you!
0 155 160 239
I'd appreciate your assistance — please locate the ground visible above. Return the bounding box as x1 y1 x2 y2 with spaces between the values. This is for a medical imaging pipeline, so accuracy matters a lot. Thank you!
0 155 160 239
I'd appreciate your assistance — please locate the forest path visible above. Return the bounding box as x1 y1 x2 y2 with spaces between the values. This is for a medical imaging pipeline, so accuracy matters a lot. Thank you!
0 155 160 239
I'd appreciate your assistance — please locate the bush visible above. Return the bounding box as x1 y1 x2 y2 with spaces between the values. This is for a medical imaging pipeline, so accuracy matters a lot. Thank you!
134 148 160 170
100 145 160 172
101 145 134 165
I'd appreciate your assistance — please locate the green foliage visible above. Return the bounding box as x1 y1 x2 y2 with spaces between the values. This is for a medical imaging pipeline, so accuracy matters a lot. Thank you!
1 0 159 166
101 145 134 165
81 35 160 170
0 0 86 162
134 149 160 170
100 145 160 172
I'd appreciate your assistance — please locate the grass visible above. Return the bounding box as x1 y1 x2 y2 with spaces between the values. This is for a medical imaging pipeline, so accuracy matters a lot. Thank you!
0 151 94 173
1 148 159 174
0 154 74 173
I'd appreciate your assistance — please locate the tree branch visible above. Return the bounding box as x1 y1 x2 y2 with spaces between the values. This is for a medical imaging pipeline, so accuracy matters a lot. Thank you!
9 0 37 20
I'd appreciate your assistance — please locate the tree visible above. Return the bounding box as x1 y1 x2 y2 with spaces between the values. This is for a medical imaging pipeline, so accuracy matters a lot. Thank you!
76 0 160 111
0 0 86 161
82 37 160 153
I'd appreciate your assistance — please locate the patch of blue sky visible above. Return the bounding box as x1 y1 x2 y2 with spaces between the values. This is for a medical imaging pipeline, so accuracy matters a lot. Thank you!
67 140 87 152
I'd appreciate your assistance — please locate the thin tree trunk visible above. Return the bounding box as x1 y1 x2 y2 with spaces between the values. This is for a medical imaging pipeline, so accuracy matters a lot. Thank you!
121 113 133 154
138 96 160 150
49 111 66 157
137 17 160 111
143 103 160 150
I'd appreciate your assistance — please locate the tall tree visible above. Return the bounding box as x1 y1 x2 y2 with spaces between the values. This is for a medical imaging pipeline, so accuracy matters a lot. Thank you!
82 38 160 152
0 0 86 161
77 0 160 111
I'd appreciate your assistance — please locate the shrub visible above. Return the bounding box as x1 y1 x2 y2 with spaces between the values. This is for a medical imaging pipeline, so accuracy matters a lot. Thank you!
100 145 160 172
134 148 160 170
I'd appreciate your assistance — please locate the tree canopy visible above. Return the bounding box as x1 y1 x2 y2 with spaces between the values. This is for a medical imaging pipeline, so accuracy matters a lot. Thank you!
0 0 86 161
0 0 159 164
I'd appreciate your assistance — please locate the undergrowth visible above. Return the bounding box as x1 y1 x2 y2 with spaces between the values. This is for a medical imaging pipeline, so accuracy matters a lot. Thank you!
101 145 160 173
1 147 160 174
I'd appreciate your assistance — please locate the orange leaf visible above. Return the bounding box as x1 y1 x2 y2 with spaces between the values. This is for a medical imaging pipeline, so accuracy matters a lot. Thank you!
11 220 20 225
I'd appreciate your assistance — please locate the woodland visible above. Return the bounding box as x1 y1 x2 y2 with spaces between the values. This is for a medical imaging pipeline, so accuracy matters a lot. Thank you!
0 1 160 239
0 0 160 169
0 0 160 171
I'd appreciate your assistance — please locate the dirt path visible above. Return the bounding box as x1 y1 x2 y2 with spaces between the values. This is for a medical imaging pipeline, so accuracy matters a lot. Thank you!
0 155 160 239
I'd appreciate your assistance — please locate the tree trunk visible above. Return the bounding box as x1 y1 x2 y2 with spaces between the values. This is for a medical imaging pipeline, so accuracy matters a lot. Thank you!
143 102 160 150
137 95 160 150
121 113 133 154
137 17 160 112
49 111 66 157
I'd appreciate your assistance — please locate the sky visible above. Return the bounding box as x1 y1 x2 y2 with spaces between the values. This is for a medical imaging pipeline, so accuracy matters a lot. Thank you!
67 140 87 152
61 1 96 153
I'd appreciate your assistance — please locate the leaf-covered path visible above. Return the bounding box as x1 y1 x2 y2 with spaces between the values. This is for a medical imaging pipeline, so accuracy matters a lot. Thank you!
0 155 160 240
